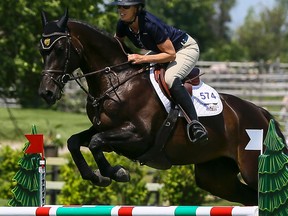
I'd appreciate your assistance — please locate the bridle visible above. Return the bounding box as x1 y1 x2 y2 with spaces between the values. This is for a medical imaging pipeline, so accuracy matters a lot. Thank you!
40 29 151 123
40 31 74 89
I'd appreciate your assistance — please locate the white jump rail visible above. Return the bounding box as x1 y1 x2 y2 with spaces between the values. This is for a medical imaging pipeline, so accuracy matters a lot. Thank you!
0 205 259 216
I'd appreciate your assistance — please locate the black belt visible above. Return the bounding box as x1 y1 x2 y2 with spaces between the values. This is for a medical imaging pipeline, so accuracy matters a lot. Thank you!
174 34 189 51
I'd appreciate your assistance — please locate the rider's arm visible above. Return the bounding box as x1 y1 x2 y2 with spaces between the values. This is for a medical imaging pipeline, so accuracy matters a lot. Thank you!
128 38 176 64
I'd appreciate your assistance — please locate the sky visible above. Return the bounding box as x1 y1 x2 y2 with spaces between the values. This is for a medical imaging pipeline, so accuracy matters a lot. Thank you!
229 0 275 29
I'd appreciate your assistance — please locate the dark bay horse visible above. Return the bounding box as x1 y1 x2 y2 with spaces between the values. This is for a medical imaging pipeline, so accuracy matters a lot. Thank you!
38 11 286 205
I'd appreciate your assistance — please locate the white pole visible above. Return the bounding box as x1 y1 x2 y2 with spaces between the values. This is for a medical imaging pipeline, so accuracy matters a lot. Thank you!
39 159 46 206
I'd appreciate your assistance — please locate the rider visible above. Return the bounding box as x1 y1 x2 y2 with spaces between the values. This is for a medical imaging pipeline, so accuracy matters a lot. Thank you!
109 0 208 143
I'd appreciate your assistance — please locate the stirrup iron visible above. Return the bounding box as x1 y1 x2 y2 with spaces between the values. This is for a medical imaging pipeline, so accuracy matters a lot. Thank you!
187 120 208 143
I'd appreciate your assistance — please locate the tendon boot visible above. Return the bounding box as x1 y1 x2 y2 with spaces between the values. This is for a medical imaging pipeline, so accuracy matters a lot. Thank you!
169 78 208 143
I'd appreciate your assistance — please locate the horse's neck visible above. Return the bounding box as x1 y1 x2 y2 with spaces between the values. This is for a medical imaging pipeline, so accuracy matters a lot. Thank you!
69 21 137 96
70 23 127 71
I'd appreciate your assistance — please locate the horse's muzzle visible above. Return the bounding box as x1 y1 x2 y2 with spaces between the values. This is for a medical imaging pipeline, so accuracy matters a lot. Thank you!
38 89 57 105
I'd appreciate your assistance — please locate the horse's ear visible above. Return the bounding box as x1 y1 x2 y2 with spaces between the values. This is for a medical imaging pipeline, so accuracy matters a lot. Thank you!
57 8 69 30
41 10 48 27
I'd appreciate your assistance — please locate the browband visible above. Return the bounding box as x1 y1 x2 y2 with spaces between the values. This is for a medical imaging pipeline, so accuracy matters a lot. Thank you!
40 32 70 50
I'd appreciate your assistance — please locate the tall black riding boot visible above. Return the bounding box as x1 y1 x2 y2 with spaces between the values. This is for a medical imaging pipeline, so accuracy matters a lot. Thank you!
169 78 208 143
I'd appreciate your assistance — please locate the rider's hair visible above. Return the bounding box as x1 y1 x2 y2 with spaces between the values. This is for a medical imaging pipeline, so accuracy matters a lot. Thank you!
136 3 145 14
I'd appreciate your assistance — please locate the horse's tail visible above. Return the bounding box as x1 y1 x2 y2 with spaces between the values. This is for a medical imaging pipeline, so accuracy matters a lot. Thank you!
259 106 287 146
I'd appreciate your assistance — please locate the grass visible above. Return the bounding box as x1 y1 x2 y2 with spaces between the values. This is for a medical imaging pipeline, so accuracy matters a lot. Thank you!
0 107 91 145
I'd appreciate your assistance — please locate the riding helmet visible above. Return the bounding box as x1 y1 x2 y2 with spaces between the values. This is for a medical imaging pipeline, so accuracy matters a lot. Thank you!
109 0 145 6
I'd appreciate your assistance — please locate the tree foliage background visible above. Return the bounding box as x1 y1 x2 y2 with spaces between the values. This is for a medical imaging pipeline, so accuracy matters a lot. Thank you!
236 0 288 61
0 0 288 106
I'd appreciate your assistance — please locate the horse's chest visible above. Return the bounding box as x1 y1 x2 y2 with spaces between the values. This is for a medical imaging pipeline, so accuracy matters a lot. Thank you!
88 99 126 125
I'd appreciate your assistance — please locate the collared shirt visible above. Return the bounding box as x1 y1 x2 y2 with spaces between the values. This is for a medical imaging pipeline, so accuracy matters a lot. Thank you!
116 10 186 53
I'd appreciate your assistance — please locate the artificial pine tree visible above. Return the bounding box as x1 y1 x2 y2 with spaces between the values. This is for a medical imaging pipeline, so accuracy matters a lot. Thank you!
8 125 42 206
259 119 288 215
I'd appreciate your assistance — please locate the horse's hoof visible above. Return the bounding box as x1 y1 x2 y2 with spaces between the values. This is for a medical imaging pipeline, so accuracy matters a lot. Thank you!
90 170 112 187
112 165 130 182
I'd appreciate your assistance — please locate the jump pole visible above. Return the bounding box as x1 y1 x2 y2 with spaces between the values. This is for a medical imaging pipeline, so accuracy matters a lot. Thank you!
0 205 259 216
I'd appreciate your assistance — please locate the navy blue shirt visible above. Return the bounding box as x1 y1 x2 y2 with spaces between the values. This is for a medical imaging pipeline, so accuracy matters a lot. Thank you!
116 10 186 53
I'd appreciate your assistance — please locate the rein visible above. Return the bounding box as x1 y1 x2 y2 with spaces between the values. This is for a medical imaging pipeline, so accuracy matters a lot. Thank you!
72 61 150 125
73 62 150 108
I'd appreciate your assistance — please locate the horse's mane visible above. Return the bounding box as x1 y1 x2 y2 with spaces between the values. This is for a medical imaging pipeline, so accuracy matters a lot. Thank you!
68 19 133 54
69 19 112 38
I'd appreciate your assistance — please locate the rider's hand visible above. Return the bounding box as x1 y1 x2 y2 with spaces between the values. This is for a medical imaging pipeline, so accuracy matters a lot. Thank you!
128 54 144 64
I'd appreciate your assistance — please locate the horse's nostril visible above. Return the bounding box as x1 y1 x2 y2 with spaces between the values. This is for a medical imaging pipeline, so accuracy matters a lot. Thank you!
45 90 54 98
39 89 57 105
39 89 53 99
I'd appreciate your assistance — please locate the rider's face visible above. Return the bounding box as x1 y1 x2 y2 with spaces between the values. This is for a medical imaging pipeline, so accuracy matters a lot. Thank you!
117 5 138 23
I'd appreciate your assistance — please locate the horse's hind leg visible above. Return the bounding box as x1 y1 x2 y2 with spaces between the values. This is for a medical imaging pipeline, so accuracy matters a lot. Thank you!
67 126 112 187
194 157 258 206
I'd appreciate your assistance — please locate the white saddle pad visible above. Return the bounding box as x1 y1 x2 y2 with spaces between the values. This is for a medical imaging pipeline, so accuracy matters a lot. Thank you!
149 69 223 117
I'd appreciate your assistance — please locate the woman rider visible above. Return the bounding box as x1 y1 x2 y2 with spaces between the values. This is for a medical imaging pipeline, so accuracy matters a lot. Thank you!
109 0 208 143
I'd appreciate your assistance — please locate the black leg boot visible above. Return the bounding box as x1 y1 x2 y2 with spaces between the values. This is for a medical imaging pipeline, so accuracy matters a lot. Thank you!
169 78 208 143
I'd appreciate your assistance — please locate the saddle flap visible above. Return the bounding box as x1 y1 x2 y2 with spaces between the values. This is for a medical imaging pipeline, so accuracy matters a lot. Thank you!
154 65 201 98
154 66 171 98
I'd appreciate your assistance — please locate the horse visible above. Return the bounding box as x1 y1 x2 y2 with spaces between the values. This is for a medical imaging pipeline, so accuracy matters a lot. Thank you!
38 10 286 206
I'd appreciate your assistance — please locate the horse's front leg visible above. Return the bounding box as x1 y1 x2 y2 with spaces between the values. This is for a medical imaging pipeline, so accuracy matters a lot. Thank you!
89 122 144 183
67 126 112 187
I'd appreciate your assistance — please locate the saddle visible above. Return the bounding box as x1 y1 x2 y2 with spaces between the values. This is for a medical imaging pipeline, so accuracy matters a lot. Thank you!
154 64 201 98
137 65 202 170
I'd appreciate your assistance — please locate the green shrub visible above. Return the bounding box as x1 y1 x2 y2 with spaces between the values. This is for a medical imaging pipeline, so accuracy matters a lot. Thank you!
59 152 148 205
157 164 208 205
0 146 22 201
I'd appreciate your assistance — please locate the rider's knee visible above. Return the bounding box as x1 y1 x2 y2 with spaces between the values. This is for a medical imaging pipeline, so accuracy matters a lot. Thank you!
165 75 175 89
